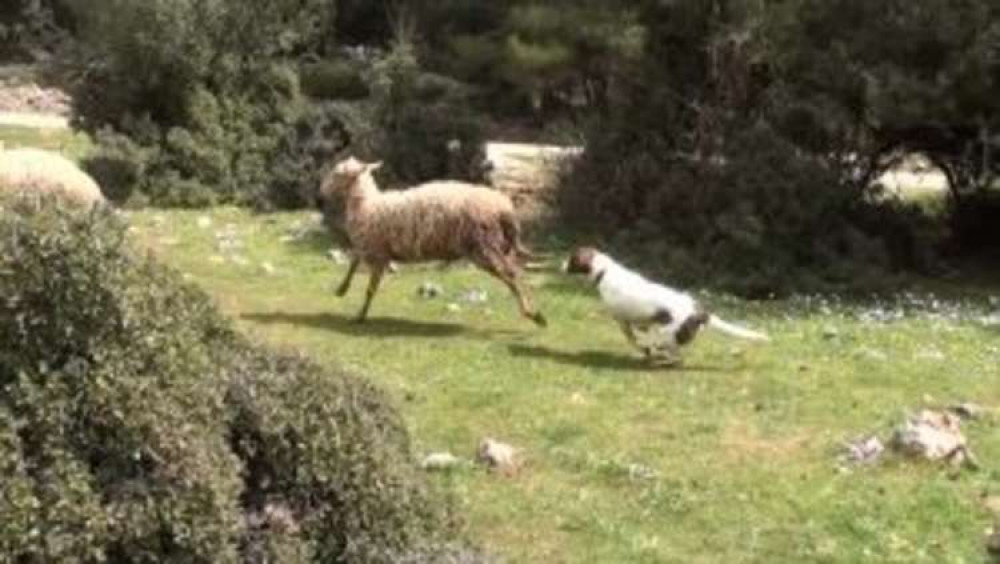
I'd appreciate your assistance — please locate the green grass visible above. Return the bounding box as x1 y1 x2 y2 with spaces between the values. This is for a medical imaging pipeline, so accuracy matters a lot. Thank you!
123 207 1000 563
0 124 93 161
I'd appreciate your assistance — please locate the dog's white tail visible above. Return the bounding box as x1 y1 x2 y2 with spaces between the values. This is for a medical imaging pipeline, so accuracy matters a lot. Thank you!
707 315 770 342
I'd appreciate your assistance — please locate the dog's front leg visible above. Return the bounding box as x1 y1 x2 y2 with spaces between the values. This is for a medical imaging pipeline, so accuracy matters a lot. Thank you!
619 321 656 359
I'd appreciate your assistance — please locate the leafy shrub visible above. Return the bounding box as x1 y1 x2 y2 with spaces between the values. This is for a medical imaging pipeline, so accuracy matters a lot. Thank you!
557 0 949 296
359 42 489 186
0 196 463 562
301 60 370 101
0 0 74 61
69 0 339 210
561 123 936 296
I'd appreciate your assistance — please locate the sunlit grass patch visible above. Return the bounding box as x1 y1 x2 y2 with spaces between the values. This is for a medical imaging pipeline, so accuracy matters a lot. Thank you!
125 206 1000 563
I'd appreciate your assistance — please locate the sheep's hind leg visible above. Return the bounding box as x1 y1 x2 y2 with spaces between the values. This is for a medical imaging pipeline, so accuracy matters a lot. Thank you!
476 251 546 327
335 257 360 297
355 264 387 323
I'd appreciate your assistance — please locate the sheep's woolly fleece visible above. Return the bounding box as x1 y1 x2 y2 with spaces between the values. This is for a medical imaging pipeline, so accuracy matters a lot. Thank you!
326 168 520 262
0 147 106 207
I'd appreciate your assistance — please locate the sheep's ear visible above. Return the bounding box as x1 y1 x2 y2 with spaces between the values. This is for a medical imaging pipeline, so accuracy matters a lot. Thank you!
366 161 383 173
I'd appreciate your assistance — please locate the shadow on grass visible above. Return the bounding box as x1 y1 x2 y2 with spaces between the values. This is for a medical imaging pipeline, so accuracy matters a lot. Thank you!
242 311 523 339
508 344 729 374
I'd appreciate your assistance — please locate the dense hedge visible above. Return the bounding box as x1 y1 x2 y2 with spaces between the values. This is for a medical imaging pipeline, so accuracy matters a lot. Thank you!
558 0 945 296
65 0 488 210
0 196 467 562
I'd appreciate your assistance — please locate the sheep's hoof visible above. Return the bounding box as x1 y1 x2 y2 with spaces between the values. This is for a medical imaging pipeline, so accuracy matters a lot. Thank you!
352 315 369 324
531 312 548 328
335 288 348 297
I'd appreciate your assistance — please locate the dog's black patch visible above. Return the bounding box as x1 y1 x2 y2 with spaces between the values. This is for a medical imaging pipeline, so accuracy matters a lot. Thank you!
677 311 709 345
652 309 673 324
566 247 598 275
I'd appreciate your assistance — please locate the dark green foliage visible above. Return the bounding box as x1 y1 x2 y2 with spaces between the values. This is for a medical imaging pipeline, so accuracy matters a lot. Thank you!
768 0 1000 195
419 1 641 123
70 0 337 209
559 0 952 295
0 0 74 60
226 347 454 562
301 60 370 101
0 197 462 562
330 42 490 188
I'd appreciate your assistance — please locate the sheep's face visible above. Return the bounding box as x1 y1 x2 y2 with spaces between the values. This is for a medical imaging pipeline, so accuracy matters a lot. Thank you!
324 156 382 197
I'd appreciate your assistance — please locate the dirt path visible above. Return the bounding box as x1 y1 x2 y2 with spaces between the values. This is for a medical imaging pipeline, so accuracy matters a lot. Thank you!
0 111 69 129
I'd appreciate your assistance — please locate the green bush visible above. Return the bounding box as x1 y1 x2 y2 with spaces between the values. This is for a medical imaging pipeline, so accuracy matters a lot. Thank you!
69 0 339 210
363 42 489 186
301 60 370 101
561 123 936 296
0 0 75 61
0 196 464 562
557 0 948 296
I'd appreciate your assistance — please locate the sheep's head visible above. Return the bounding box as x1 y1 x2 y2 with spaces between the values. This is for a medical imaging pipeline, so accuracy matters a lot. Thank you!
321 156 383 200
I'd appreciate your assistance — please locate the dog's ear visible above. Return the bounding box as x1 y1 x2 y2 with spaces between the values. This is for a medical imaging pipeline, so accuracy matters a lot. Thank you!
366 161 383 173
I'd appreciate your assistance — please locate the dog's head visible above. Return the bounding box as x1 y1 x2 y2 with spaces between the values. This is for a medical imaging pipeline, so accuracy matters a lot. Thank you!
563 246 601 276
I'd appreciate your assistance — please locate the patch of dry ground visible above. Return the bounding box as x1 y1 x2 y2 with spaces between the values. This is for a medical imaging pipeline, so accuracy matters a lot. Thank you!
0 72 70 129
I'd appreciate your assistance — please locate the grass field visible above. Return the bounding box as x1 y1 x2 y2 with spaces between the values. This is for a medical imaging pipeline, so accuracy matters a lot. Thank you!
0 123 91 161
119 207 1000 563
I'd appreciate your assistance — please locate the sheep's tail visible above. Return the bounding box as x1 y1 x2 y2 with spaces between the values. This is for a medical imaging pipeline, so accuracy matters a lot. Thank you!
707 315 770 342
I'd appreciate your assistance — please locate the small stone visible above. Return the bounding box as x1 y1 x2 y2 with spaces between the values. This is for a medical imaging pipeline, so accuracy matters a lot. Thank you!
890 409 976 468
477 438 521 475
421 452 462 471
842 435 885 465
628 463 659 481
260 261 276 275
196 215 212 229
460 289 489 304
446 303 461 313
821 326 840 340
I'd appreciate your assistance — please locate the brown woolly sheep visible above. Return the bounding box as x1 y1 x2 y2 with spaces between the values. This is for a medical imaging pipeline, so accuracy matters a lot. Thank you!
0 146 106 208
320 156 546 327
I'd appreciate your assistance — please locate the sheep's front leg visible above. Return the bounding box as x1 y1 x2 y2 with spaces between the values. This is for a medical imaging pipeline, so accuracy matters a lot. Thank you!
355 264 387 322
335 257 360 297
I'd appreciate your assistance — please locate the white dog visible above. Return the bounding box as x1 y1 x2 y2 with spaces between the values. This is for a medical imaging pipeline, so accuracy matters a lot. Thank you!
564 247 769 365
